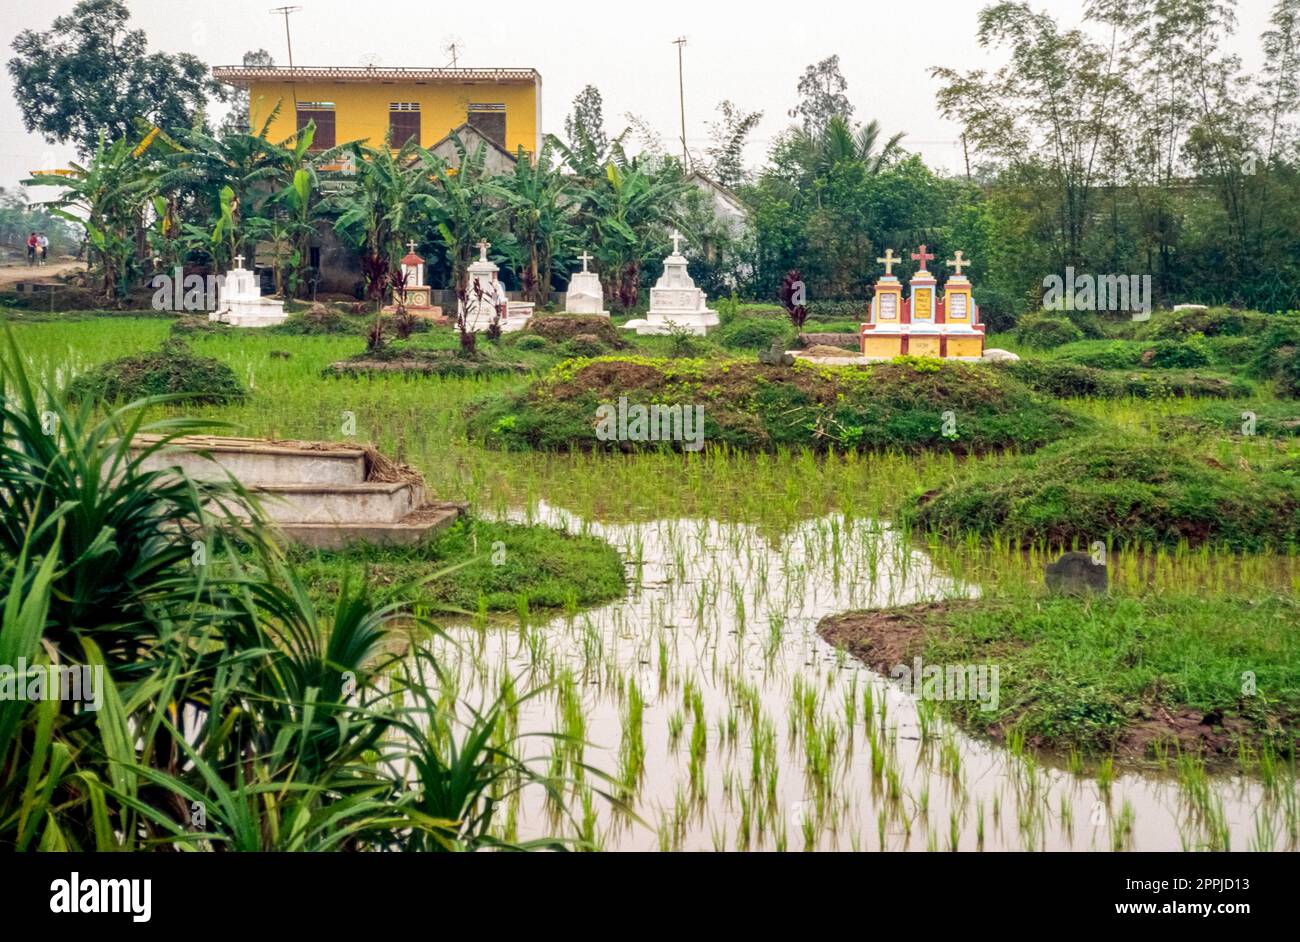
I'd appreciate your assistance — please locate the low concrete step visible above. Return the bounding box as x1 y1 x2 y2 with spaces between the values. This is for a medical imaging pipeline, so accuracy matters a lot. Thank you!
250 482 424 525
275 501 465 550
133 435 367 487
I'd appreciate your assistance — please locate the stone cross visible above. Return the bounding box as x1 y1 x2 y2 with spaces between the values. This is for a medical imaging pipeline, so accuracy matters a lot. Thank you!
407 240 418 255
911 245 935 272
578 250 592 273
946 250 969 276
476 239 490 262
670 230 684 255
876 248 900 276
233 253 245 269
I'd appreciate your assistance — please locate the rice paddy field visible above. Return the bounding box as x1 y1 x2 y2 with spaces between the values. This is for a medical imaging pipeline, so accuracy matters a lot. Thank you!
10 317 1300 852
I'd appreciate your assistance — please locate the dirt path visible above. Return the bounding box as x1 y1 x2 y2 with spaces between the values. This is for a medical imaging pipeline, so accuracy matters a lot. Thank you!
0 260 87 288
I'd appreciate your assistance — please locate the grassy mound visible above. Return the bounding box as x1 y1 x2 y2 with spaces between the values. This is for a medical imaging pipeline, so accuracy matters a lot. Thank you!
819 595 1300 760
1054 336 1215 370
468 355 1085 453
525 314 627 349
999 359 1251 399
1147 306 1266 339
716 315 793 350
906 434 1300 550
1156 402 1300 439
292 517 625 613
1015 313 1084 348
1250 319 1300 397
66 339 245 404
327 346 530 377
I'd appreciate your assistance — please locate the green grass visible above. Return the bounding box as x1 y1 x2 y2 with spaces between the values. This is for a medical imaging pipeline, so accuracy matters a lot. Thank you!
822 592 1300 759
289 517 626 614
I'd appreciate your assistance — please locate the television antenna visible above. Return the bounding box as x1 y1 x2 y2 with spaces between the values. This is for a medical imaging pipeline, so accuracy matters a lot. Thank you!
269 6 303 68
443 37 464 68
357 52 382 69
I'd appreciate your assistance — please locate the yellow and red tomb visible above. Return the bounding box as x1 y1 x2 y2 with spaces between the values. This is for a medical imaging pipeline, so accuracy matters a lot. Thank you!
859 247 985 360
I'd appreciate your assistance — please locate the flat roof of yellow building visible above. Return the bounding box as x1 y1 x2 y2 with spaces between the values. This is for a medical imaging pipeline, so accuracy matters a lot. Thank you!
213 66 541 87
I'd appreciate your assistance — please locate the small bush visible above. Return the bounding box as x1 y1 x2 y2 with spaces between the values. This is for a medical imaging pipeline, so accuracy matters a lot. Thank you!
1146 334 1212 368
66 339 246 404
514 334 551 352
1016 314 1084 349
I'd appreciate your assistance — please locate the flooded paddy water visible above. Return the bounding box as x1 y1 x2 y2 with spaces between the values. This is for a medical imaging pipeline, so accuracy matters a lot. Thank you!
432 505 1298 852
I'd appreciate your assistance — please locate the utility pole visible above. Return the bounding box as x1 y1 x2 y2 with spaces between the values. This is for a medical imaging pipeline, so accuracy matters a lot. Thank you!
673 37 689 170
270 6 302 68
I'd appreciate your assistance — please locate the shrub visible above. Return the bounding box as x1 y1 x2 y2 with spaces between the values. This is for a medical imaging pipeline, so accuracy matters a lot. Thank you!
1147 334 1212 368
66 339 245 404
1015 314 1084 348
515 334 551 352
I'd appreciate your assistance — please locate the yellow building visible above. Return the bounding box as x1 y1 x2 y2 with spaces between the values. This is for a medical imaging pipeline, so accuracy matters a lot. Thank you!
212 65 543 158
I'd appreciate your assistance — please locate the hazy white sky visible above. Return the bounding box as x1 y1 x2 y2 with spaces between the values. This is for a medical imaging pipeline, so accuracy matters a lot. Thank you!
0 0 1275 196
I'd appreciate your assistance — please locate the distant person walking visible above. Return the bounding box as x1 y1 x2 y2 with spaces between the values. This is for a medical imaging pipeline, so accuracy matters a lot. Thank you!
26 232 37 266
37 234 49 266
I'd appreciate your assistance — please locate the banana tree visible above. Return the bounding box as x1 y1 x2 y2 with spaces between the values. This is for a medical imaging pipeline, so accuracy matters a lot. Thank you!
24 133 160 301
326 136 439 304
427 133 505 294
494 138 575 303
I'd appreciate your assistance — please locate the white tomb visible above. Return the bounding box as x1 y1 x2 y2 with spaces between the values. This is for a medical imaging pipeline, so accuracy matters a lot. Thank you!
622 231 718 335
564 251 609 316
457 240 531 333
210 255 286 327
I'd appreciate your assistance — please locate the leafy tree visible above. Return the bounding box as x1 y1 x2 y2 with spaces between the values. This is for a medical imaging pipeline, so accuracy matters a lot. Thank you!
564 85 610 162
788 55 854 136
7 0 221 157
496 139 574 302
327 136 439 302
218 49 275 137
704 100 763 189
24 133 161 300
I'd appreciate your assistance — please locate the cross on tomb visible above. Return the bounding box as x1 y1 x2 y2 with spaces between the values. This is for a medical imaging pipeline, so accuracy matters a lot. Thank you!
946 250 969 276
670 230 684 255
233 253 246 269
911 245 935 272
407 240 418 255
477 239 490 262
578 250 593 272
876 248 900 276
